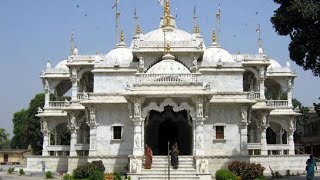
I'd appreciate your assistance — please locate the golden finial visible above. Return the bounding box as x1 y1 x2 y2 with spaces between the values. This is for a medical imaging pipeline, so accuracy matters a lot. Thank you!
165 42 171 54
194 25 200 34
212 29 217 43
135 25 141 35
120 30 124 42
164 0 171 26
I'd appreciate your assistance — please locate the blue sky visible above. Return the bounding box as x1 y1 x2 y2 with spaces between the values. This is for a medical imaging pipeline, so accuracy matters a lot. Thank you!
1 0 319 136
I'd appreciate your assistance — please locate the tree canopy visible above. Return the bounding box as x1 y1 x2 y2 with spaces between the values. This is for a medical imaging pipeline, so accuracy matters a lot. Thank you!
271 0 320 76
11 93 44 154
0 128 10 149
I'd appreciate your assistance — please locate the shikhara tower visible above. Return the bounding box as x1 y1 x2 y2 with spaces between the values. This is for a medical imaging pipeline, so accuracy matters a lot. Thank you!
28 1 308 179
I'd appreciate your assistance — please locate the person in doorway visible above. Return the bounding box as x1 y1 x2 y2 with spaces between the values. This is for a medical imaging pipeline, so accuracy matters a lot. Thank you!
144 144 153 169
170 142 179 169
306 154 317 180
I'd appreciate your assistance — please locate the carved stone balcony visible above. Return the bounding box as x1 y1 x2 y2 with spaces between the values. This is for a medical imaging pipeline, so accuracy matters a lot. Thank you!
48 101 67 108
245 92 260 100
266 100 288 107
136 73 200 85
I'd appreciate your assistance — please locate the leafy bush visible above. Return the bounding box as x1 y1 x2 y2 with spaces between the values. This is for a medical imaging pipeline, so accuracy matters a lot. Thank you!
228 161 265 180
127 176 131 180
215 169 237 180
113 172 122 180
73 161 105 179
19 169 25 175
89 170 104 180
7 167 14 174
63 173 71 180
45 171 53 178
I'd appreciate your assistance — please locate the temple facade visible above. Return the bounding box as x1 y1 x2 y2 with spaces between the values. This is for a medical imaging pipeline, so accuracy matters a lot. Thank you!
27 1 309 179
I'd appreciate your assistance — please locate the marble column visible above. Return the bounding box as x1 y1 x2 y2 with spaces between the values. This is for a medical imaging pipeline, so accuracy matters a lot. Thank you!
288 118 295 155
260 112 268 155
70 129 77 157
287 78 293 107
132 97 144 156
44 79 50 107
195 120 204 156
70 68 78 101
41 119 49 156
259 67 266 100
240 105 248 155
88 106 97 156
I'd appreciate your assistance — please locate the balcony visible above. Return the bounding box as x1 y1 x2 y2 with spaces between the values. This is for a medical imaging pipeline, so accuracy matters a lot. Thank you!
245 92 260 100
136 73 199 84
267 144 290 155
266 100 288 107
48 101 67 108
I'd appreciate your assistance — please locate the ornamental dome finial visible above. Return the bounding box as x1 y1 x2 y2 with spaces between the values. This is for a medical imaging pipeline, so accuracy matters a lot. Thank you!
212 29 217 43
120 30 125 42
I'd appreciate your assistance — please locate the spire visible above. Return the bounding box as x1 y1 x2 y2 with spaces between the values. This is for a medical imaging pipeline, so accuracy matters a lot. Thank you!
193 6 199 33
212 29 217 43
134 8 142 35
70 31 75 55
120 30 125 42
112 0 121 44
216 3 221 44
256 24 264 54
165 42 171 54
164 0 171 27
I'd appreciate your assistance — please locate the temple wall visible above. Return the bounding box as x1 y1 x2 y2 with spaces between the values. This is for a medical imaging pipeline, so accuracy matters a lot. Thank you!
94 73 135 93
96 104 134 156
201 72 243 92
204 104 242 156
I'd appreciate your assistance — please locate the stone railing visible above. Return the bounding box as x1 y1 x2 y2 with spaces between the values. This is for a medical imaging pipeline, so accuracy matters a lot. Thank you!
267 144 290 155
245 92 260 100
48 101 67 108
44 69 69 74
47 145 70 152
77 92 92 100
74 144 90 151
139 41 195 48
232 54 267 61
266 100 288 107
137 73 199 84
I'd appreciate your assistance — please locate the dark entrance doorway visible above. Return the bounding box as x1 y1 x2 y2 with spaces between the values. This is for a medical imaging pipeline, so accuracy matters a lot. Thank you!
145 106 193 155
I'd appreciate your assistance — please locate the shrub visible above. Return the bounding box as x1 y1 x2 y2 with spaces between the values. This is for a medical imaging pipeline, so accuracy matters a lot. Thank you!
63 173 71 180
45 171 53 178
113 172 122 180
73 161 105 179
127 176 131 180
7 167 14 174
19 169 25 176
88 170 104 180
228 161 265 180
215 169 237 180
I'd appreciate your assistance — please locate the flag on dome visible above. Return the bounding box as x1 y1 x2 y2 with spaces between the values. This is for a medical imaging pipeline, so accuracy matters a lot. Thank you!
112 0 120 9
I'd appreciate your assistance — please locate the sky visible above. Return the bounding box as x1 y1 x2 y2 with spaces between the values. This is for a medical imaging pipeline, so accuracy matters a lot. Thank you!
0 0 319 136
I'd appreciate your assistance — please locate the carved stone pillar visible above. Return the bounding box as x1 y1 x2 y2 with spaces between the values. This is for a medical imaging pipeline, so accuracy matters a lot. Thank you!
259 66 266 100
259 112 268 155
41 118 49 156
193 96 205 156
68 112 78 157
44 79 50 107
138 55 144 73
70 129 78 157
88 106 98 156
240 105 248 155
70 68 78 101
288 118 295 155
287 78 293 107
131 97 145 156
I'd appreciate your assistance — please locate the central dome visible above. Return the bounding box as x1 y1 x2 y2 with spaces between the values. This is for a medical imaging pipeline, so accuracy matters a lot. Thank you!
146 54 190 74
143 28 192 43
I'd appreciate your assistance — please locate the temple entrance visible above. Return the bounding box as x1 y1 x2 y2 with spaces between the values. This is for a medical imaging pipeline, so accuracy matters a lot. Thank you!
145 106 193 155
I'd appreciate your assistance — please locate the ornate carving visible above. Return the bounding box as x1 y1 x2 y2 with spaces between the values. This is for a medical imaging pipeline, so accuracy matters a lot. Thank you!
71 68 77 80
197 135 203 149
196 97 204 117
241 105 248 122
89 106 96 124
199 158 207 173
134 98 141 117
44 79 49 91
130 157 138 173
138 56 144 72
42 119 48 133
38 107 43 113
65 99 70 107
128 103 133 118
135 135 141 148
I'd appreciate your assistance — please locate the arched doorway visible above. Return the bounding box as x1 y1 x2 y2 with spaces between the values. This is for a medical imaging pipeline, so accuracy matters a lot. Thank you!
145 106 193 155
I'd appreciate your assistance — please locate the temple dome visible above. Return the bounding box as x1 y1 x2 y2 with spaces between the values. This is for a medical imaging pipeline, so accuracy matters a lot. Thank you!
267 59 282 70
55 60 69 70
103 43 133 67
146 54 190 74
202 43 234 66
143 28 192 43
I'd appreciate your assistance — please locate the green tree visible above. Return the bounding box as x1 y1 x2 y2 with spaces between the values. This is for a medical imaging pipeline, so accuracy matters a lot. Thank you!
271 0 320 76
292 98 310 142
0 128 10 149
11 93 44 154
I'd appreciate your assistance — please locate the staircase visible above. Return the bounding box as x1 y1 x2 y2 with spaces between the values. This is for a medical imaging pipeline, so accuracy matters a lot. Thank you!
133 155 211 180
